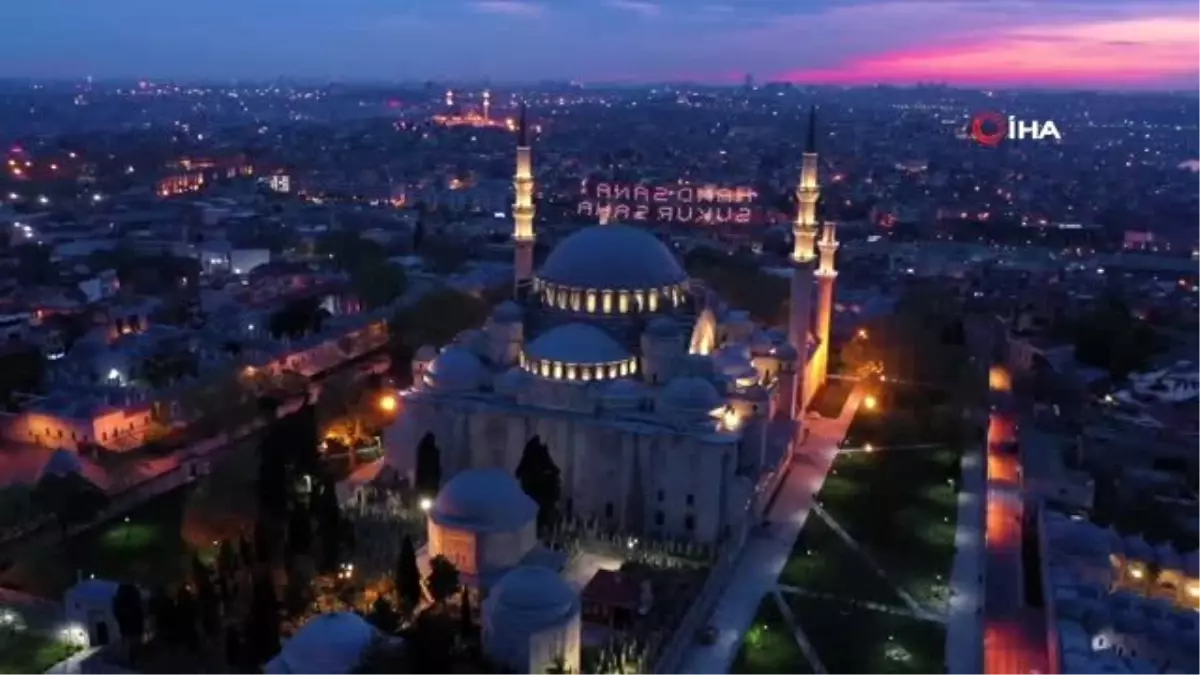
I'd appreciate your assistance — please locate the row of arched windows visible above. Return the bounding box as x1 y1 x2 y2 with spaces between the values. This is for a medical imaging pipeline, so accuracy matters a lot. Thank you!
532 279 688 315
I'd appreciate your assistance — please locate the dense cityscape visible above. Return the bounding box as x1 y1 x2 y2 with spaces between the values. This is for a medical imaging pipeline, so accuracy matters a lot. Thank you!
0 2 1197 675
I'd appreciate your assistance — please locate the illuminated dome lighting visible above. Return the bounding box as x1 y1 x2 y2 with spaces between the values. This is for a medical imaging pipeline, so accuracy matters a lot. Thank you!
521 323 638 381
535 225 689 315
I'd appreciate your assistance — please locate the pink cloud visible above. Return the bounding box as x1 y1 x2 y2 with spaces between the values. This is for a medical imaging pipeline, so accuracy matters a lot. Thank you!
606 0 661 17
779 13 1199 89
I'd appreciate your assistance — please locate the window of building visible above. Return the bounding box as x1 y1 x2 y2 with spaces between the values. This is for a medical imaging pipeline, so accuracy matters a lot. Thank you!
57 429 63 439
685 515 695 531
655 511 664 526
605 502 614 519
686 494 694 506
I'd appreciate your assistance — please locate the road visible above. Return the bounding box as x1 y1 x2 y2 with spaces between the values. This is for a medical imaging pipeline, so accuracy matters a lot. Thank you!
982 405 1051 675
679 387 863 674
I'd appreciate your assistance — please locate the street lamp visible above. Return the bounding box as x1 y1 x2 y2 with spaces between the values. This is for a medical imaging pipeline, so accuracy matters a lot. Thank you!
857 328 869 340
419 497 433 512
378 393 398 413
863 394 878 411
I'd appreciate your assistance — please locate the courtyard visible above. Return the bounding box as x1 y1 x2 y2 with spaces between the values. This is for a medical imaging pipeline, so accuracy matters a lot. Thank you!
785 593 946 674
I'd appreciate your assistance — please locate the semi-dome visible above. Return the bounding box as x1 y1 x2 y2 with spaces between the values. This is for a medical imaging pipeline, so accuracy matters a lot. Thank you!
492 300 523 323
660 376 723 413
712 345 756 379
486 565 579 631
425 346 485 391
539 225 687 291
268 612 376 674
431 468 538 533
495 367 532 396
526 324 628 364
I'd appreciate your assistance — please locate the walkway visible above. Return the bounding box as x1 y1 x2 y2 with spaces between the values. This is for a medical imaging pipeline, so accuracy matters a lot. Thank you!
945 439 986 673
773 589 827 674
778 585 940 623
678 387 863 674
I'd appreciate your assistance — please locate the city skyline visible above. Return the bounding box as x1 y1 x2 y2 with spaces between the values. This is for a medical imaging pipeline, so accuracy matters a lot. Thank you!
1 0 1197 90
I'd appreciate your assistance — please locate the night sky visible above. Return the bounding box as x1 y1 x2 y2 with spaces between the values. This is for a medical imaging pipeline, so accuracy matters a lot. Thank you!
1 0 1196 89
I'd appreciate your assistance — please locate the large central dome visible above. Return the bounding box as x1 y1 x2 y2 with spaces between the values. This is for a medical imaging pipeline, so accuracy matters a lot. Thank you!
539 224 687 291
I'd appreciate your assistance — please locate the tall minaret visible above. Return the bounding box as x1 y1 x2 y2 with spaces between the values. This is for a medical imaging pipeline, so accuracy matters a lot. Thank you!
512 102 536 294
814 218 838 391
482 89 491 121
788 106 820 416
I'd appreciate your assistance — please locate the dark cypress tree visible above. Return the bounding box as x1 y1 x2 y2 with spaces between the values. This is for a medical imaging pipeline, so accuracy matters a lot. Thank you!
238 534 255 570
458 590 474 639
286 507 313 557
174 586 200 651
367 596 399 633
223 625 244 672
246 572 281 665
413 432 442 498
147 586 176 646
217 539 239 580
515 436 562 530
112 583 145 656
394 535 422 615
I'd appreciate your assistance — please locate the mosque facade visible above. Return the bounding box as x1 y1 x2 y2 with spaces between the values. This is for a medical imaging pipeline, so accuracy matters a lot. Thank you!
384 105 838 545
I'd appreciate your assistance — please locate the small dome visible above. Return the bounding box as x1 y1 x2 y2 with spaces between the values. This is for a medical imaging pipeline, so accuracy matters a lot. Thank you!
492 300 523 323
486 566 579 630
660 376 723 413
425 346 484 391
712 345 756 378
432 468 537 533
597 379 645 407
414 344 438 361
495 367 532 396
645 316 680 338
773 343 799 361
539 225 687 291
526 323 629 365
271 612 376 674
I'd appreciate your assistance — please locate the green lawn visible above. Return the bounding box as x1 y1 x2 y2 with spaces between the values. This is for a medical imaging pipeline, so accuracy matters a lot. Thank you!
780 513 904 607
784 593 946 674
0 631 81 674
732 596 811 674
817 445 960 608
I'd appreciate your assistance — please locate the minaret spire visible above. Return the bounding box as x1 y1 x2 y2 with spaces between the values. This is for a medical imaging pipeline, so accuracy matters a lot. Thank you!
805 105 817 154
512 101 536 295
787 105 822 419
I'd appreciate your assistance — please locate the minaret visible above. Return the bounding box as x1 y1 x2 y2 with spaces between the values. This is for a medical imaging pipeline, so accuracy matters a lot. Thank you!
512 102 536 294
814 217 838 390
788 106 820 416
482 89 491 120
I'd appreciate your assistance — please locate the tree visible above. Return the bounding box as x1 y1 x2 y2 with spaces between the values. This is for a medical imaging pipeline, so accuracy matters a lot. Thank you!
414 433 442 499
191 554 220 636
112 583 145 657
246 572 281 665
367 596 400 633
515 436 561 530
458 590 474 639
395 535 422 614
425 555 460 607
286 507 313 558
353 258 407 310
32 469 109 539
224 626 245 673
174 586 200 651
217 539 239 581
238 534 255 569
147 587 176 645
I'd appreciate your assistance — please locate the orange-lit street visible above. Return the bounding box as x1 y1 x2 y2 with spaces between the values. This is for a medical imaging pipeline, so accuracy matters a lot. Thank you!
982 374 1053 675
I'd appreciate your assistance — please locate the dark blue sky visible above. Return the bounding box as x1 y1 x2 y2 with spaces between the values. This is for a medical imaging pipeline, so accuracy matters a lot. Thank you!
1 0 1196 88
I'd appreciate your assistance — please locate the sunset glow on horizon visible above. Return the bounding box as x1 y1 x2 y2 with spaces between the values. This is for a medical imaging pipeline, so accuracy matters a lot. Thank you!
781 13 1200 90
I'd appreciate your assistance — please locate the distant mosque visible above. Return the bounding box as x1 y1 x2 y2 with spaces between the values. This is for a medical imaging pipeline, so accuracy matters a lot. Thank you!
384 104 839 545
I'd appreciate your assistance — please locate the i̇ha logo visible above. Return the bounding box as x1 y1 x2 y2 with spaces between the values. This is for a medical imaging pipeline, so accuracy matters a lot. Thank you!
969 111 1062 147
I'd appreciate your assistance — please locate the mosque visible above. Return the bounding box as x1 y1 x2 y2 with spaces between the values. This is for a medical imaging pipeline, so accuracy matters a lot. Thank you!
384 104 838 545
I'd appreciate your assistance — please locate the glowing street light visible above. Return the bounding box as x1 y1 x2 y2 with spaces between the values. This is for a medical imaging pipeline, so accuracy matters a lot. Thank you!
378 393 398 413
864 443 875 453
857 328 869 340
419 497 433 512
863 394 879 411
